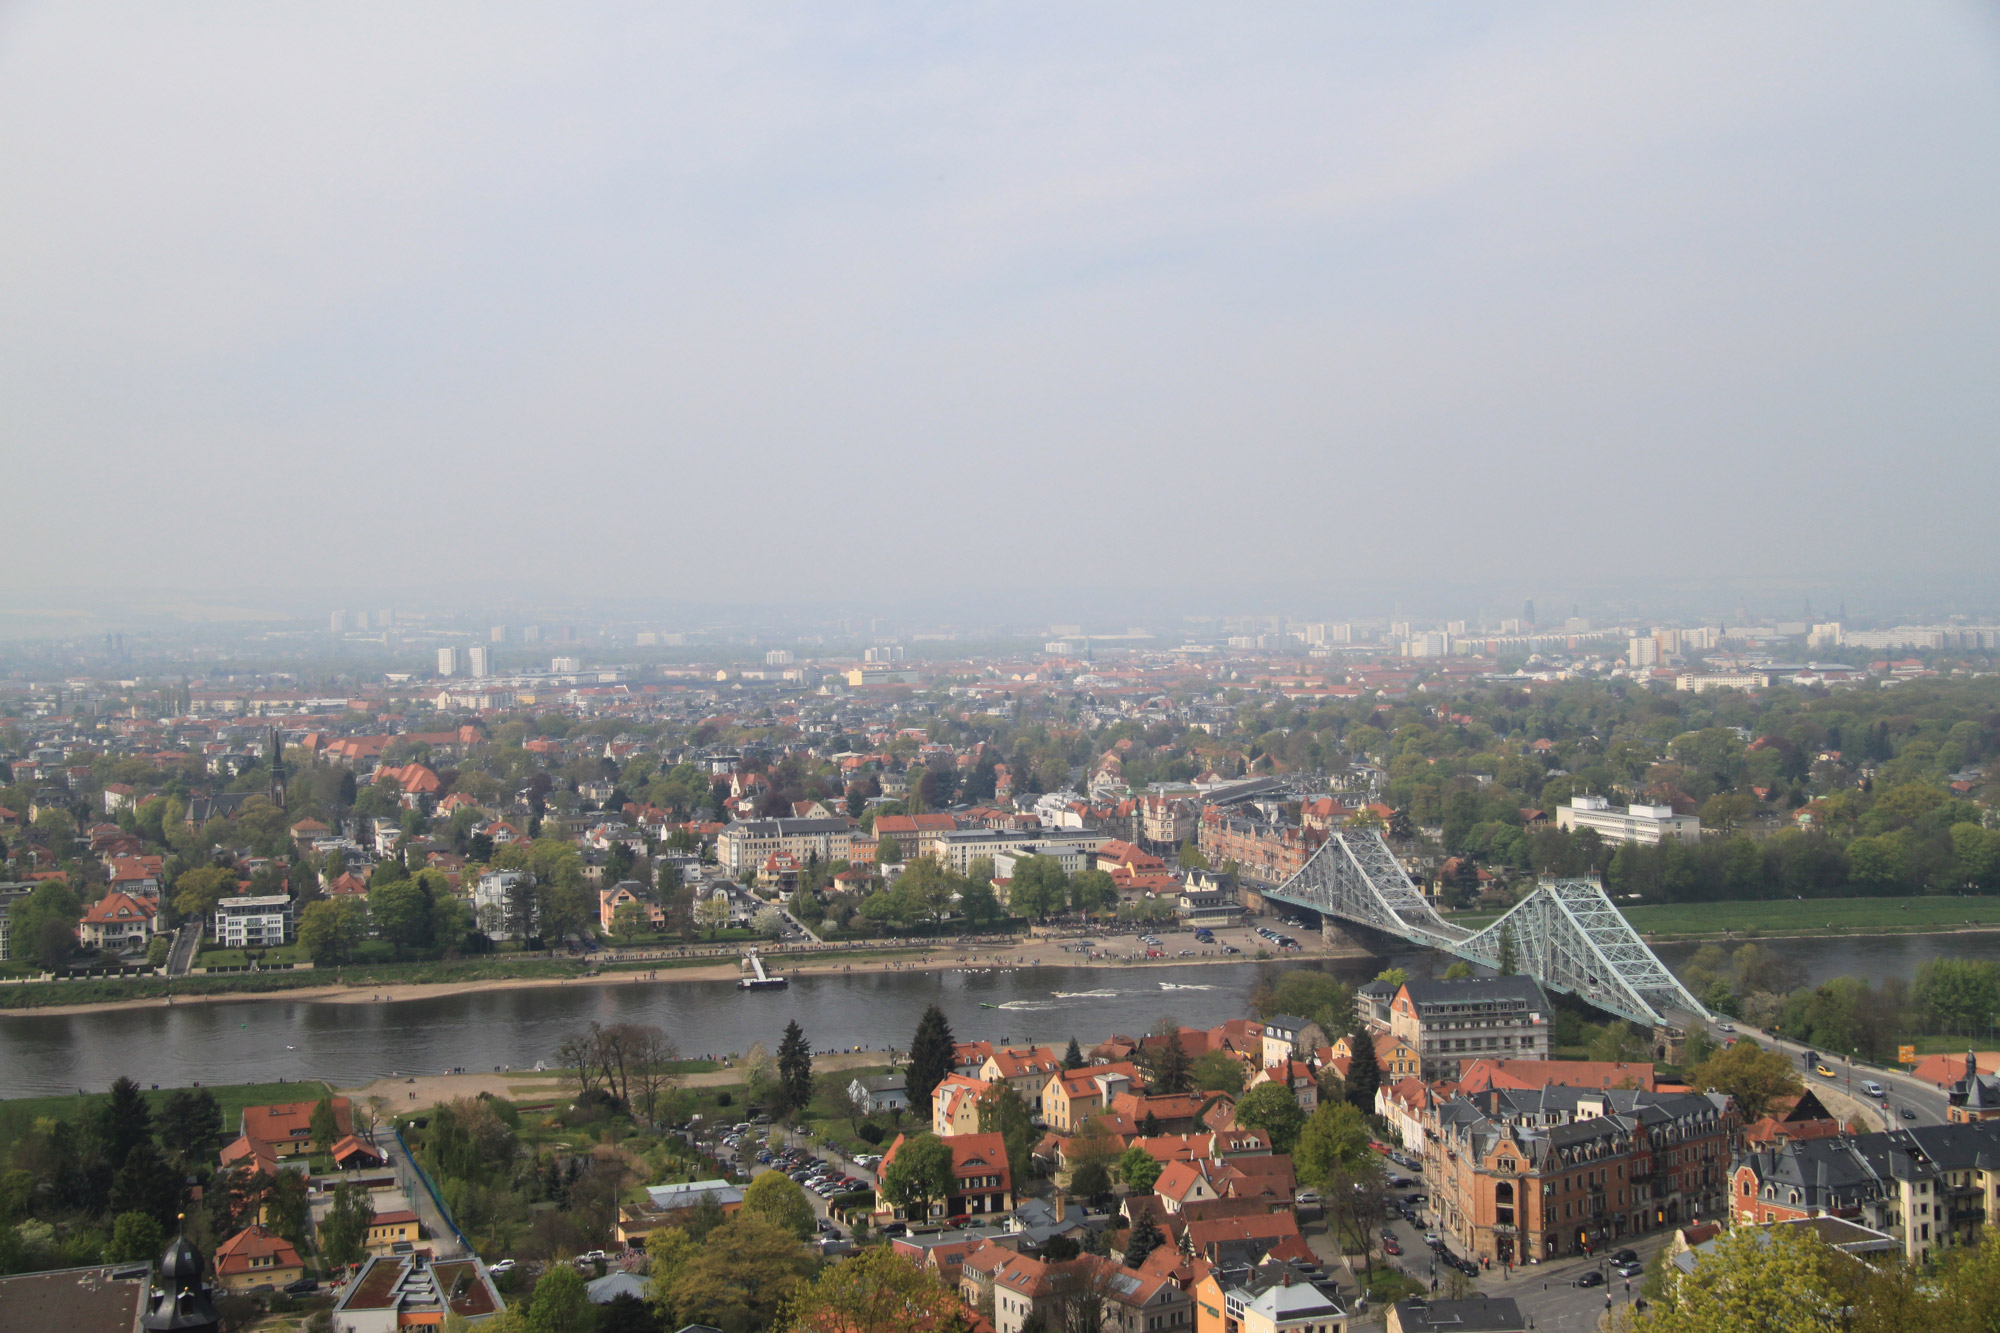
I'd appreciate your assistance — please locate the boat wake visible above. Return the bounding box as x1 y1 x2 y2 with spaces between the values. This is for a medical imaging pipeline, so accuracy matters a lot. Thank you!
1051 989 1118 999
997 1000 1060 1011
1159 982 1214 991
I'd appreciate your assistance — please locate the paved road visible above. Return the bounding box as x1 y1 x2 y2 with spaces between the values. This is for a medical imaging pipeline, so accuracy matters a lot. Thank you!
165 923 200 977
1714 1019 1949 1127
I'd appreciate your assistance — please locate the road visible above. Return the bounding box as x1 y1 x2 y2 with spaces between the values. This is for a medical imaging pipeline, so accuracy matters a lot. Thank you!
165 922 200 977
379 1128 469 1258
1712 1019 1948 1127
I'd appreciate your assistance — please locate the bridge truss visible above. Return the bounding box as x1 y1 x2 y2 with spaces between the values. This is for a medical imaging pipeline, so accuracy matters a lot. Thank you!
1263 831 1709 1027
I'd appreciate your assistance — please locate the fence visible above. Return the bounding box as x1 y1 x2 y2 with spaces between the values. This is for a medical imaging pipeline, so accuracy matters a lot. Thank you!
392 1126 474 1256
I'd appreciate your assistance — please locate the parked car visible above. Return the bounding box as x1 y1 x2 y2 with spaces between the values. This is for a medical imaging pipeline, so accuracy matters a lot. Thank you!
487 1260 516 1276
284 1277 319 1294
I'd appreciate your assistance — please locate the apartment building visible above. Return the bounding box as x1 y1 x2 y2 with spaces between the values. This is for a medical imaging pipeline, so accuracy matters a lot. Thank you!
716 817 856 875
1380 977 1552 1079
1426 1085 1733 1265
213 894 294 948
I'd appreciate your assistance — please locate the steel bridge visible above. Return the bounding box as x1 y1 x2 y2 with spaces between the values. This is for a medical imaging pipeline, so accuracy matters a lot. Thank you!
1262 831 1709 1028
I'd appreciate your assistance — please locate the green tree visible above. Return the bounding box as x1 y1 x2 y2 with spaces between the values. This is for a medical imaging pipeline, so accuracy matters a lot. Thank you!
1067 868 1116 915
13 880 82 970
109 1142 181 1228
1343 1025 1383 1113
97 1075 155 1166
367 878 430 959
1062 1037 1086 1071
524 1262 592 1333
1496 925 1519 976
310 1094 341 1155
1588 1020 1651 1064
107 1211 164 1263
958 880 1002 929
170 866 234 922
1293 1101 1374 1191
1177 840 1209 871
1123 1204 1164 1268
978 1083 1036 1189
1442 961 1474 980
881 1133 955 1221
1190 1049 1246 1094
1250 971 1354 1036
1006 855 1069 921
876 835 903 866
1686 1039 1802 1121
1146 1026 1193 1095
1232 1082 1306 1153
1116 1146 1162 1193
777 1020 814 1115
319 1178 375 1267
656 1212 817 1333
741 1170 815 1240
1373 967 1409 990
780 1241 970 1333
906 1005 955 1112
157 1088 223 1167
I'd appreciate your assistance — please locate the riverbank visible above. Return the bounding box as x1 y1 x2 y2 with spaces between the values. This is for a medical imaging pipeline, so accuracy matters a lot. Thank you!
338 1050 894 1114
0 927 1376 1019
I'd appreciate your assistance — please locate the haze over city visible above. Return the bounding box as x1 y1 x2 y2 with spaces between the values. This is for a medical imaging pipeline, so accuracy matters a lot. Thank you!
4 4 1999 618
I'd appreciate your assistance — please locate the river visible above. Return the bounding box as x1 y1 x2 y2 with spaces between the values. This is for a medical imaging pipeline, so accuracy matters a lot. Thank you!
4 931 1990 1100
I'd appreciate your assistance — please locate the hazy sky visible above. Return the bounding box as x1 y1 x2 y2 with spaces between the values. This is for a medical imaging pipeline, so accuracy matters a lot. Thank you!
4 4 1998 612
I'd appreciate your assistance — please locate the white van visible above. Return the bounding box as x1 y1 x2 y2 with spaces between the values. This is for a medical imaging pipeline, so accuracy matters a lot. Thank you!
1861 1080 1885 1098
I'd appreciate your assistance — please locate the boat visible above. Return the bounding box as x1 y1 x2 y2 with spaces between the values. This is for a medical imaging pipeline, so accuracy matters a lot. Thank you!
980 1002 999 1009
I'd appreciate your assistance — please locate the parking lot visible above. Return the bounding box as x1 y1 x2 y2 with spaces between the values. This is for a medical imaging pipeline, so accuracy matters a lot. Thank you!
700 1118 879 1250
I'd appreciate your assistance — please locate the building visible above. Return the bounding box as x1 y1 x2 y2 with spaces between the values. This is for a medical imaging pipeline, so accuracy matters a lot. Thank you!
963 1244 1188 1333
879 1131 1014 1220
212 1224 305 1291
1208 1262 1349 1333
1196 806 1323 886
848 1073 909 1115
933 1074 995 1136
363 1209 421 1257
1380 978 1552 1079
979 1046 1065 1113
437 647 460 677
227 1096 352 1161
330 1254 505 1330
213 894 294 948
872 813 963 860
1554 796 1700 845
1042 1064 1143 1134
467 645 491 677
0 1260 161 1333
1731 1119 2000 1264
598 881 663 934
1140 794 1200 848
1674 671 1771 694
473 870 530 938
1259 1016 1327 1070
0 882 33 962
716 818 856 876
78 890 162 954
936 827 1105 876
1426 1085 1733 1264
1945 1051 2000 1122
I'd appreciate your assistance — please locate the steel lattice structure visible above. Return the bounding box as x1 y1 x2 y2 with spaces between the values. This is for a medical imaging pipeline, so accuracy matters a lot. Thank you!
1265 832 1709 1027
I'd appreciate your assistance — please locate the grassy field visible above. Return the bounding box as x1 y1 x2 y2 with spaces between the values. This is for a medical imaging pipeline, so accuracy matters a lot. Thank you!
0 1078 333 1156
1453 896 2000 940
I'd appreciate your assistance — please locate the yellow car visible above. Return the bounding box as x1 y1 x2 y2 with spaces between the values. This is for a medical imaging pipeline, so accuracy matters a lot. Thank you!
1816 1064 1835 1078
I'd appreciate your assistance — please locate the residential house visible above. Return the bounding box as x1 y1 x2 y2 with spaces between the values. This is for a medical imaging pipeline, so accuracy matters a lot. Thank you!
77 890 162 954
1258 1017 1326 1071
1380 977 1552 1079
1042 1064 1145 1134
934 1074 995 1137
980 1046 1065 1113
213 894 293 948
847 1074 909 1115
880 1131 1014 1220
717 818 856 875
212 1225 305 1291
227 1097 351 1161
364 1209 421 1257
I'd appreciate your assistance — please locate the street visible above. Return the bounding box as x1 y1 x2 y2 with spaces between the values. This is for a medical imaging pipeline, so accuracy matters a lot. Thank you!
1713 1019 1949 1127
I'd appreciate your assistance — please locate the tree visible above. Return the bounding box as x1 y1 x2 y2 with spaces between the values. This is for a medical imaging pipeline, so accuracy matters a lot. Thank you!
1062 1037 1086 1071
1294 1101 1374 1191
1116 1146 1162 1193
107 1211 164 1262
1069 1160 1112 1205
1373 967 1409 989
169 866 233 922
319 1178 375 1268
777 1020 815 1115
695 893 731 939
310 1094 341 1155
13 880 82 970
1687 1039 1803 1121
906 1005 956 1112
876 835 903 866
109 1142 182 1228
1146 1025 1193 1095
1232 1082 1306 1153
368 878 430 959
1006 855 1069 921
742 1170 816 1240
1177 840 1208 871
1588 1020 1651 1064
780 1242 970 1333
1123 1205 1164 1268
958 880 1002 929
612 900 652 939
524 1262 591 1333
882 1133 955 1221
1442 961 1474 980
1344 1025 1383 1114
656 1212 818 1333
297 898 366 965
1496 924 1519 976
97 1075 155 1166
1617 1217 1857 1332
978 1083 1036 1188
158 1088 223 1167
1190 1049 1246 1094
1249 971 1354 1036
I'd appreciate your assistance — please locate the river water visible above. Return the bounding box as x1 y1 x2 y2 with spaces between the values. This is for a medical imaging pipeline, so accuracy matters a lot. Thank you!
4 932 1992 1100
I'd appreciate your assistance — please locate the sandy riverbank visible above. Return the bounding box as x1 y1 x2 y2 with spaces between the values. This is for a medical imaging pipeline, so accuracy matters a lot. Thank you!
0 933 1376 1020
338 1050 896 1113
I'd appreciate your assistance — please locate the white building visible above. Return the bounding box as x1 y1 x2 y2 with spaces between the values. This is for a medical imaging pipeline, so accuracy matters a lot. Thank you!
551 655 582 673
1555 795 1700 845
436 647 460 677
1628 636 1659 667
763 649 794 666
474 871 530 938
213 895 294 948
467 645 491 677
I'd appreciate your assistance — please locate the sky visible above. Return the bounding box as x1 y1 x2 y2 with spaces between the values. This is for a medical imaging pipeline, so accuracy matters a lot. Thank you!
3 4 1998 619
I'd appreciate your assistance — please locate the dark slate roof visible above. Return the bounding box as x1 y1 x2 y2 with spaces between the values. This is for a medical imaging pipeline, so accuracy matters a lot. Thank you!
1400 977 1551 1011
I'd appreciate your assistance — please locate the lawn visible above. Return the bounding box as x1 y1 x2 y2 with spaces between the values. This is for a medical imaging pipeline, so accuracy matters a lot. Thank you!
0 1078 333 1157
195 942 313 969
1453 896 2000 940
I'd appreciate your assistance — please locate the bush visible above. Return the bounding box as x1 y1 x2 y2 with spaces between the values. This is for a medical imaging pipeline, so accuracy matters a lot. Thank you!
856 1123 884 1145
716 1091 733 1108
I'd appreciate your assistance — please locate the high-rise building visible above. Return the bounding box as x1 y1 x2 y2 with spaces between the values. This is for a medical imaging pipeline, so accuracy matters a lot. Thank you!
376 609 395 628
330 611 348 632
1447 620 1467 636
467 646 491 677
522 625 541 643
1523 599 1536 626
437 647 460 676
1627 636 1659 667
764 649 795 666
551 655 582 673
489 625 508 643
